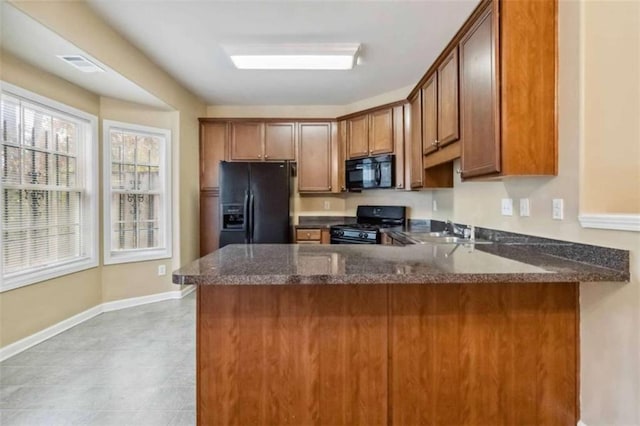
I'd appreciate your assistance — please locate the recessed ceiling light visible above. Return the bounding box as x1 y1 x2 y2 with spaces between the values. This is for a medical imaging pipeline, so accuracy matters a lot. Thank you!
57 55 104 73
223 43 361 70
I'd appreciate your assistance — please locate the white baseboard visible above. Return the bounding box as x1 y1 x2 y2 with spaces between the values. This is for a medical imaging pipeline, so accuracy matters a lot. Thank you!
579 214 640 232
0 285 196 362
102 285 195 312
0 305 103 362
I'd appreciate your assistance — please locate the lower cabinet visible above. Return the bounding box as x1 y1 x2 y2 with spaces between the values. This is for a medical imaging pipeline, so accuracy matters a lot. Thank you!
199 191 219 256
294 228 330 244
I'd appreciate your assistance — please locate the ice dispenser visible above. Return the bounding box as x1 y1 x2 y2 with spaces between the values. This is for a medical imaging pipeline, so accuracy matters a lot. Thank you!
221 204 245 231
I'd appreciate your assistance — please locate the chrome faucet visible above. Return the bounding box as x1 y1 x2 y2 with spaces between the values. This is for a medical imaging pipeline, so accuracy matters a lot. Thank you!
445 220 473 239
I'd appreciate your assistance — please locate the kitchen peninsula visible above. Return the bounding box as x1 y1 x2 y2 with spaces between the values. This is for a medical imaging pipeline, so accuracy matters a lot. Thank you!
174 236 628 425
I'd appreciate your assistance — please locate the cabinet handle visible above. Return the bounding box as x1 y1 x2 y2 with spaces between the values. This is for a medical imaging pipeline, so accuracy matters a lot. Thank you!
306 232 311 238
456 168 462 174
432 140 439 147
397 184 403 188
258 154 262 158
264 155 269 159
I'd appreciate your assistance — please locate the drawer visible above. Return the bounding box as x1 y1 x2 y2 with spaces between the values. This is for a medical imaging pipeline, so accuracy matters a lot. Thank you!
296 229 322 241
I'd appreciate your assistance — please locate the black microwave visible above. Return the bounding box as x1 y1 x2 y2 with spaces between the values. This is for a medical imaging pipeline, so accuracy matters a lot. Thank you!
346 154 395 190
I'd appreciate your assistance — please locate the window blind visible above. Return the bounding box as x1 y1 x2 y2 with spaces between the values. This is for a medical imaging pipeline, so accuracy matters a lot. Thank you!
1 94 88 280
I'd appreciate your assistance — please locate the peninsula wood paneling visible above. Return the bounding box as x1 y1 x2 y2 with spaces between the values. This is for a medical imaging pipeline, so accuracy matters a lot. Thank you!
198 285 388 426
390 283 578 426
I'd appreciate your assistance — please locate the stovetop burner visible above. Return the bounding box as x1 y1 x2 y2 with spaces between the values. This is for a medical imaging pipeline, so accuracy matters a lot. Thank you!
329 205 407 245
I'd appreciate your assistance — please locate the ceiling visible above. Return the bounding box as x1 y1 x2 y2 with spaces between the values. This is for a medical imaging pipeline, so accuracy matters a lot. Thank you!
85 0 480 106
1 3 170 110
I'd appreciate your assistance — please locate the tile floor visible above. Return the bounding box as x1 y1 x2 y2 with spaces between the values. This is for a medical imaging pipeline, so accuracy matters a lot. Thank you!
0 291 196 426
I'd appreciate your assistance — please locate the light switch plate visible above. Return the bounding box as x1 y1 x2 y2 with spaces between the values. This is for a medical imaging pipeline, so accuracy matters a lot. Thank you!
501 198 513 216
323 201 331 210
158 265 166 276
519 198 530 217
432 199 438 212
552 198 564 220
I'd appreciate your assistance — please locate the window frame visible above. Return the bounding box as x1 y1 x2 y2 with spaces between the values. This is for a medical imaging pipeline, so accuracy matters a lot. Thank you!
102 119 172 265
0 82 99 292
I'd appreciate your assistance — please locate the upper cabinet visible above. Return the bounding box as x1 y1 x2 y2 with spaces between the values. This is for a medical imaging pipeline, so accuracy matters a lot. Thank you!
369 108 394 155
437 48 460 147
264 122 296 161
200 121 228 190
422 48 459 156
459 0 557 179
407 92 423 189
230 122 263 161
298 122 335 192
347 115 369 158
230 121 295 161
347 108 394 159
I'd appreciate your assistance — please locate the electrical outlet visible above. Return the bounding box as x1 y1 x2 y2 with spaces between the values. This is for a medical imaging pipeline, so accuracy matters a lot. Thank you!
519 198 530 217
323 200 331 210
158 265 166 276
501 198 513 216
432 199 438 212
552 198 564 220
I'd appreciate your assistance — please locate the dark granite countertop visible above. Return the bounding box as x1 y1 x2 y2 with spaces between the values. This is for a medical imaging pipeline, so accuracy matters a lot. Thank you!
173 235 629 285
295 216 356 229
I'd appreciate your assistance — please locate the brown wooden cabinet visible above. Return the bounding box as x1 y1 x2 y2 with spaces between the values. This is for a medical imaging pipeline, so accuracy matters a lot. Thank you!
347 108 394 159
459 0 557 179
230 121 296 161
264 122 296 160
294 228 330 244
422 48 460 156
199 191 220 256
437 48 460 147
200 122 227 190
392 105 406 190
407 92 423 189
230 122 264 161
369 108 394 155
298 122 333 192
421 74 438 156
347 115 369 158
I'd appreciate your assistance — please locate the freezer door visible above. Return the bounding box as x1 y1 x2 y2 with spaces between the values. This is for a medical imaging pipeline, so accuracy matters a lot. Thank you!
219 162 250 247
219 161 249 204
249 162 290 243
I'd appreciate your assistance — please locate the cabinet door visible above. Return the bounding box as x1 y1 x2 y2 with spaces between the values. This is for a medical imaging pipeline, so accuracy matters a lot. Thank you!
421 74 438 156
200 122 227 190
369 108 394 155
337 121 348 192
298 123 332 192
230 122 264 161
438 48 460 147
409 92 423 189
347 115 369 159
264 122 296 160
200 191 220 256
460 5 500 178
392 105 405 190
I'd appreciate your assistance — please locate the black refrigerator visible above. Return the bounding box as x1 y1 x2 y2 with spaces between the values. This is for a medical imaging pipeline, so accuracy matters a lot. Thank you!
219 161 291 248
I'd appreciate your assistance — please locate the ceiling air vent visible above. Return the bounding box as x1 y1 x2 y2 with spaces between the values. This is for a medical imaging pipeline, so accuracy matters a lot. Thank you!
57 55 104 73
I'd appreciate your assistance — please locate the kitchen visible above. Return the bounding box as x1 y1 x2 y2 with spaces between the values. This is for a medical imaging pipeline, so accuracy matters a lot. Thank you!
0 1 638 426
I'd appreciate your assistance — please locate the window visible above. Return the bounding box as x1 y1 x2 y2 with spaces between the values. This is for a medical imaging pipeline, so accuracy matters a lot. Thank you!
0 83 98 292
103 120 171 264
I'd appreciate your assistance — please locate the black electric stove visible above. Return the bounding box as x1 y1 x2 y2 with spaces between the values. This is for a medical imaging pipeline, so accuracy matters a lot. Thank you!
330 205 406 244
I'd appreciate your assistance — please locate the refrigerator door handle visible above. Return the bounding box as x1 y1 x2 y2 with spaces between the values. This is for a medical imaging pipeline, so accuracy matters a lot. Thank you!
243 190 250 244
249 191 255 243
